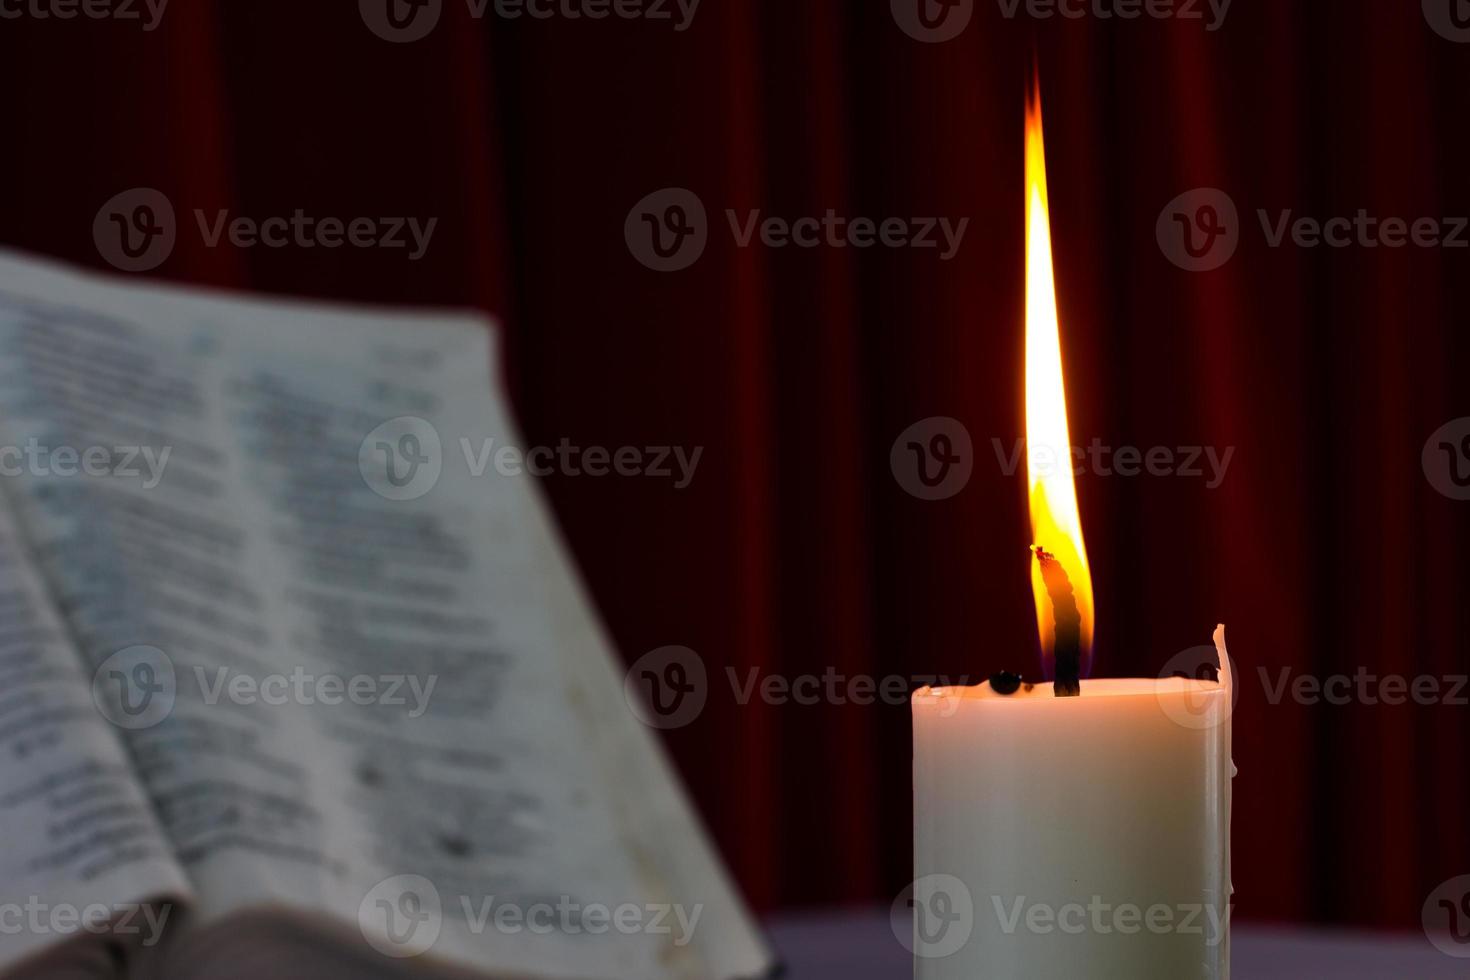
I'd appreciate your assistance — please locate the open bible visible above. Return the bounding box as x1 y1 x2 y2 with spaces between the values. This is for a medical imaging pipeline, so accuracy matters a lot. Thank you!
0 250 773 980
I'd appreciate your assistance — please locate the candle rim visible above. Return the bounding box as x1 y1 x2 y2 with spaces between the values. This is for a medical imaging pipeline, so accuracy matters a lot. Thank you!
912 676 1227 704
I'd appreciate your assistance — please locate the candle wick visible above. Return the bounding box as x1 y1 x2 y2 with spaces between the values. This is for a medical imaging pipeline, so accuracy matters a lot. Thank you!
1034 546 1083 697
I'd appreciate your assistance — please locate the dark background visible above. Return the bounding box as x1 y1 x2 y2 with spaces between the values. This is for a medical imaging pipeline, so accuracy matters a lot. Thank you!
3 0 1468 934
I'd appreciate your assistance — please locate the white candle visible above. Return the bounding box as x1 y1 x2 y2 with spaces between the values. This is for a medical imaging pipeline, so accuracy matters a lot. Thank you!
909 626 1234 978
908 74 1237 977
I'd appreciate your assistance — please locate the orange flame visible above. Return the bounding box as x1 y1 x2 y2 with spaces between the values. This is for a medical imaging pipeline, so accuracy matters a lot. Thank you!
1025 85 1095 674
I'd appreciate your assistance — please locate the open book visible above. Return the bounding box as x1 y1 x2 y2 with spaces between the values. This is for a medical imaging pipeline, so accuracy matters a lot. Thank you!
0 250 773 980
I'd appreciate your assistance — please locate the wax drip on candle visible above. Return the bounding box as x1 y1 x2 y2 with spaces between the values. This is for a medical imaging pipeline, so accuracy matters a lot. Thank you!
1033 546 1082 697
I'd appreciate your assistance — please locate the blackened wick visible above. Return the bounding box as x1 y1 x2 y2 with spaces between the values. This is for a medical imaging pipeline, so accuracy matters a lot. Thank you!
1034 546 1082 697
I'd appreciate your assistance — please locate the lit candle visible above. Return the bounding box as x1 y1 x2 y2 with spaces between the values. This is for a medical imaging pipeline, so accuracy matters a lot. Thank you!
908 84 1235 978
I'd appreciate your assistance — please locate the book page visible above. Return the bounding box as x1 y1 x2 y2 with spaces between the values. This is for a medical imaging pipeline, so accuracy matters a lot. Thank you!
0 251 770 980
0 499 190 975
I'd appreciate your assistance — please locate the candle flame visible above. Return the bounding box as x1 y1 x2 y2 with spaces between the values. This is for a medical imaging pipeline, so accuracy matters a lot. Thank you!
1025 85 1095 676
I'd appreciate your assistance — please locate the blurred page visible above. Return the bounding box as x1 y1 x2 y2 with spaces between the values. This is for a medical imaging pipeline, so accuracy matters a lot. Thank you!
0 251 769 980
0 503 190 974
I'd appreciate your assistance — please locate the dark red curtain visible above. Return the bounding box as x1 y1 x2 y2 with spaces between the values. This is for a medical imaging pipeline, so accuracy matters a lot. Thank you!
3 0 1468 932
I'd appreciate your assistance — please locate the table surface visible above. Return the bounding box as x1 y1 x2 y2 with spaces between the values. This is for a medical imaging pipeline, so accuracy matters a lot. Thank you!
764 909 1466 978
